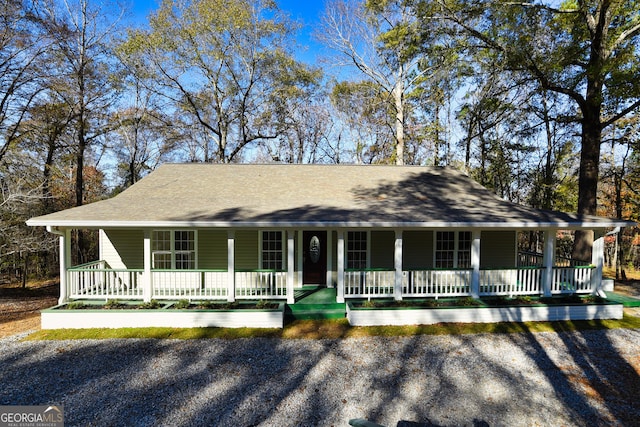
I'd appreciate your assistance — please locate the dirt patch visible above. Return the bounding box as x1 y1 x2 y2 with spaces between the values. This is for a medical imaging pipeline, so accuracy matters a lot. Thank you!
612 280 640 318
614 280 640 298
0 280 59 338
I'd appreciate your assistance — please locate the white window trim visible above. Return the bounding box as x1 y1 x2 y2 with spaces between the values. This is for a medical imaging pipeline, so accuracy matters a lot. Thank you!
152 230 198 270
259 230 285 271
346 230 371 270
434 230 471 269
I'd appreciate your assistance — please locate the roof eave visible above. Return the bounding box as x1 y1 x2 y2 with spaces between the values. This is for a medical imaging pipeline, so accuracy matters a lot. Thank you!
27 219 635 230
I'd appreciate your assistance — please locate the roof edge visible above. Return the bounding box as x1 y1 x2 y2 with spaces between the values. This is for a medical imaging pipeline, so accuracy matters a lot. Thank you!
27 219 635 230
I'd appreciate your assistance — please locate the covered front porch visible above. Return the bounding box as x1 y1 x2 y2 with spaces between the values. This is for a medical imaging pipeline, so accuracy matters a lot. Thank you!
54 227 606 306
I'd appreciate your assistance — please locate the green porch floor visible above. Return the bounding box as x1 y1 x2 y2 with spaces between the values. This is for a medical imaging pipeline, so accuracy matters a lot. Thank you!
287 286 346 320
605 291 640 307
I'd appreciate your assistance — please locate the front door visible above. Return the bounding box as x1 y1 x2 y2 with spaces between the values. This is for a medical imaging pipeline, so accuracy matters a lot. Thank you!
303 231 327 285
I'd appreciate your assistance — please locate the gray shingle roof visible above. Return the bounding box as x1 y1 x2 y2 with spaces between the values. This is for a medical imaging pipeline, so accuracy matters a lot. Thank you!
26 164 632 229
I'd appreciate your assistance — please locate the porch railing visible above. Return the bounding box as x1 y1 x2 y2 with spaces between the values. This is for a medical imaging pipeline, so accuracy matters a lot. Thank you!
151 270 228 299
66 262 597 301
68 261 144 299
346 266 595 299
66 262 286 300
234 270 287 299
344 269 395 298
518 251 591 267
479 267 543 297
403 269 472 298
550 266 594 294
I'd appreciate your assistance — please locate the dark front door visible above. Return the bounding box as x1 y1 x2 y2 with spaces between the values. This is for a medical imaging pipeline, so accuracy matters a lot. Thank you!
303 231 327 285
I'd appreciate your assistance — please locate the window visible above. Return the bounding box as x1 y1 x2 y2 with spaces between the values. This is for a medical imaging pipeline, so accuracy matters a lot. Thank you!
347 231 368 269
457 231 472 268
435 231 472 268
261 231 283 270
152 230 196 269
435 231 455 268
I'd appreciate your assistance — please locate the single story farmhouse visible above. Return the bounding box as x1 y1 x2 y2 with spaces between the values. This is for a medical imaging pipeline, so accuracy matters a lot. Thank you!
27 164 633 325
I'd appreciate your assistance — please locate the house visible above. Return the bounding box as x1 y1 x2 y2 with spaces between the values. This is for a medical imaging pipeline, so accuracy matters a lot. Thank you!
26 164 632 313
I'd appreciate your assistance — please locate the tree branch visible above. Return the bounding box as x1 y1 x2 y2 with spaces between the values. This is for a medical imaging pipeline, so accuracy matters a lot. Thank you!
611 21 640 52
602 99 640 129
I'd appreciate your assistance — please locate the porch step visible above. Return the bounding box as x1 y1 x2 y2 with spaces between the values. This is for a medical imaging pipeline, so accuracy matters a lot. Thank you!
293 286 321 301
287 287 346 321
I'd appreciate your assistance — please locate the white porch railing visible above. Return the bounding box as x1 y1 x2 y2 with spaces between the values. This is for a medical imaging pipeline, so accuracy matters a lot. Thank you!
403 269 472 298
68 261 144 299
518 251 591 267
550 266 594 294
234 270 287 299
345 266 595 299
66 262 597 302
151 270 228 299
66 262 286 300
479 268 543 297
344 270 395 298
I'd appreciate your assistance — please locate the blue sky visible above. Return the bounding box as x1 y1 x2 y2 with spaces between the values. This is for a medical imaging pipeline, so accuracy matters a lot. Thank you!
128 0 326 64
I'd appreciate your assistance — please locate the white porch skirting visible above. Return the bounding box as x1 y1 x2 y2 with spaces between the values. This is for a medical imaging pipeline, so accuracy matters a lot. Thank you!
41 304 285 329
346 302 623 326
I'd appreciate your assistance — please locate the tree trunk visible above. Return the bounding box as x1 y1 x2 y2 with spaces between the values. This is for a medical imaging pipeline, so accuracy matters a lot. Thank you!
393 66 404 165
22 253 28 289
434 103 440 166
542 94 554 210
572 91 602 262
42 141 56 213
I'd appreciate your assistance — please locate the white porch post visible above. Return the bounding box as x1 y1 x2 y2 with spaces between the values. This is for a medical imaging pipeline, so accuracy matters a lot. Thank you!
542 229 555 297
227 230 235 302
337 230 345 303
592 231 605 296
297 231 303 286
471 230 481 298
58 228 71 304
287 230 295 304
394 229 403 301
143 230 152 302
326 231 334 288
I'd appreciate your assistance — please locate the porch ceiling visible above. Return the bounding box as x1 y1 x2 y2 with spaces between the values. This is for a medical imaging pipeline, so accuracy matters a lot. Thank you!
27 164 633 229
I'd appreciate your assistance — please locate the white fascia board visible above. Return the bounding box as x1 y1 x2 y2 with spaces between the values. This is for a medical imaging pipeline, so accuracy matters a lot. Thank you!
29 219 634 230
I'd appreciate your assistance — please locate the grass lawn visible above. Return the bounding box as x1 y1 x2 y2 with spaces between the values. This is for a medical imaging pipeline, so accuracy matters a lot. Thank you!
26 314 640 341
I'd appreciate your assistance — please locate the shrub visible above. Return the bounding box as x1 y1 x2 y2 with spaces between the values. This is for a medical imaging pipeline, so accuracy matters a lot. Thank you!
174 299 191 309
65 301 85 310
104 299 125 309
362 300 380 308
255 300 278 309
455 297 480 306
138 300 162 309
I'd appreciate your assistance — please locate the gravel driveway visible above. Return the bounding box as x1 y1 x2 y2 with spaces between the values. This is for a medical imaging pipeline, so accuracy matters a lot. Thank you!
1 328 639 427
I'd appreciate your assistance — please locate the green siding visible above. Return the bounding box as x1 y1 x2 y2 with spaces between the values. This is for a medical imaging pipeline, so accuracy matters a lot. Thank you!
403 231 433 269
198 230 227 269
371 231 394 269
480 230 516 268
102 229 144 269
235 230 259 269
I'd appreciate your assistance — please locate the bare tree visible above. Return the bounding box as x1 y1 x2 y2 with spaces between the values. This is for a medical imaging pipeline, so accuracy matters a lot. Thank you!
110 78 175 189
318 0 433 165
0 0 49 163
120 0 310 163
0 153 57 285
39 0 124 207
